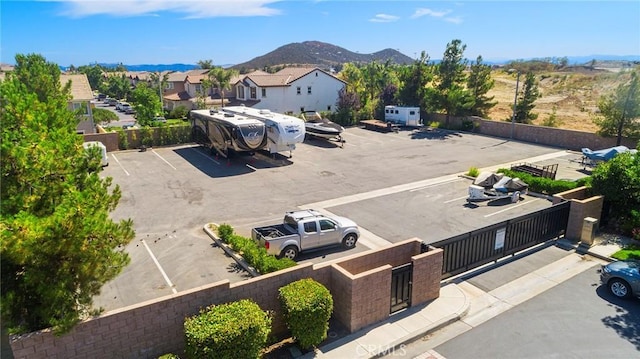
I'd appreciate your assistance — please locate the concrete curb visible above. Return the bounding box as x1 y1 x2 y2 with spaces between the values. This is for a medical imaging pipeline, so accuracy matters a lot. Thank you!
202 223 260 277
370 284 471 358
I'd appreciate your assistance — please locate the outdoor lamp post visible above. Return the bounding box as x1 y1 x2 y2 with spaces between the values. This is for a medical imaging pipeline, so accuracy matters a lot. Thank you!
509 69 521 139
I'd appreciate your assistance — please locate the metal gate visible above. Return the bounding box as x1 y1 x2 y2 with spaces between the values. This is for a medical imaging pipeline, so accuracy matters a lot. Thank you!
432 200 570 279
390 263 412 313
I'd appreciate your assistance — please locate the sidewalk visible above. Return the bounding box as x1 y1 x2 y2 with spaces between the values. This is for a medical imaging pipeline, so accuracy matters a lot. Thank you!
303 237 622 359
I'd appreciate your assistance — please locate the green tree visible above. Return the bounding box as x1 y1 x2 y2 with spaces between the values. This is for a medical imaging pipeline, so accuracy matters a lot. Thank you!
197 59 214 69
594 71 640 145
397 51 434 111
513 72 540 124
208 67 238 108
93 107 119 124
434 39 474 125
0 54 135 335
590 146 640 235
105 73 131 100
79 64 105 91
130 82 162 126
467 55 496 117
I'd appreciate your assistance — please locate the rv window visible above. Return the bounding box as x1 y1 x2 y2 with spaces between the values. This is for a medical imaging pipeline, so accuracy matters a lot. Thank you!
304 221 317 233
395 110 399 114
410 111 415 115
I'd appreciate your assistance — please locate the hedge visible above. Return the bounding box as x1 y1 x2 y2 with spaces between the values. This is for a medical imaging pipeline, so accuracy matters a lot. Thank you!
278 278 333 349
216 224 296 274
497 168 590 195
184 299 271 359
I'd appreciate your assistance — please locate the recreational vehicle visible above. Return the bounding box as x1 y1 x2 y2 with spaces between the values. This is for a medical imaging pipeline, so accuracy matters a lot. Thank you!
384 106 422 127
190 109 267 158
224 106 305 157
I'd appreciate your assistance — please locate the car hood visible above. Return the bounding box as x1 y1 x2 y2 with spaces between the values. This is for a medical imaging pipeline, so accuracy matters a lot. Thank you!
333 216 359 230
606 260 640 275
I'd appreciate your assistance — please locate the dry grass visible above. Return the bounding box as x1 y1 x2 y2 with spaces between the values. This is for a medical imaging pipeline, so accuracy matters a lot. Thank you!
485 68 635 133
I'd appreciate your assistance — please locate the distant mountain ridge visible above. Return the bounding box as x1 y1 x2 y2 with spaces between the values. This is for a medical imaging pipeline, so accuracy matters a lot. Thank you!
57 41 639 72
230 41 414 71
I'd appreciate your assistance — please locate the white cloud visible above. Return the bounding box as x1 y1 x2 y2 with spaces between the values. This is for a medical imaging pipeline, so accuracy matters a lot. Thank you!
444 16 463 24
46 0 283 18
369 13 399 23
410 8 451 19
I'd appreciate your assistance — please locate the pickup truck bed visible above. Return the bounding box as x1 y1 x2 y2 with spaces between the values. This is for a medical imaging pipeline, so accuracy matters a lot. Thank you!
253 224 296 239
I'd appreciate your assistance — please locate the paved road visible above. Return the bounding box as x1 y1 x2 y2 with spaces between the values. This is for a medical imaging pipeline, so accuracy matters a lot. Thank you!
394 257 640 359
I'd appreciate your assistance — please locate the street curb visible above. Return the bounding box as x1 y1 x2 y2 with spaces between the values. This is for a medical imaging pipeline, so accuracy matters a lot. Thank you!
369 284 471 358
203 224 260 277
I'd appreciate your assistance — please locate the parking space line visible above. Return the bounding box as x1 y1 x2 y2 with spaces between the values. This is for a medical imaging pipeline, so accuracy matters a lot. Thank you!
246 164 258 171
410 178 463 192
483 198 540 218
110 153 130 176
152 149 177 170
141 239 177 294
444 195 469 203
191 147 220 165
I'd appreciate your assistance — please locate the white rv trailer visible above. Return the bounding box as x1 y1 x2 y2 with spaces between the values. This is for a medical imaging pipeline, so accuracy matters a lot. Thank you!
224 106 305 157
384 106 422 127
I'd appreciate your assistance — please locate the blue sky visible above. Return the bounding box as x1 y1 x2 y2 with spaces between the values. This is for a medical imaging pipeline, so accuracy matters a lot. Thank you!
2 0 639 66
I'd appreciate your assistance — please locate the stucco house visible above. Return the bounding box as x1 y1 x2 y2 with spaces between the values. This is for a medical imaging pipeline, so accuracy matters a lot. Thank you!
232 67 346 114
59 74 96 134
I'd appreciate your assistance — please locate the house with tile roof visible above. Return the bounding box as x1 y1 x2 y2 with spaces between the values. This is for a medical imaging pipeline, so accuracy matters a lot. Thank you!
232 67 346 114
59 74 96 134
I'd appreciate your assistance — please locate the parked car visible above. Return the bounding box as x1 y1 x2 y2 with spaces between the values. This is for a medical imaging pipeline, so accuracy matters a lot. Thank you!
124 106 136 115
252 209 360 260
97 93 107 101
153 116 166 122
116 101 130 112
106 98 118 106
600 260 640 299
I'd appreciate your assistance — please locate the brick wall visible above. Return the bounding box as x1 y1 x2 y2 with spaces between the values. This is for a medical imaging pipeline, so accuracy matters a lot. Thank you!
10 239 443 359
411 247 444 304
426 114 638 151
83 132 119 152
553 187 604 241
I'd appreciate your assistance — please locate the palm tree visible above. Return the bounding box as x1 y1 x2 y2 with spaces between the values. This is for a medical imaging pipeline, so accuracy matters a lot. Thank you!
209 67 238 108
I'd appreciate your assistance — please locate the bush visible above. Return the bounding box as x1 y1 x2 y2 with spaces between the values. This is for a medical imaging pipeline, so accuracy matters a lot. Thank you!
184 299 271 359
216 224 296 274
169 105 189 119
278 279 333 349
466 167 480 177
497 168 585 195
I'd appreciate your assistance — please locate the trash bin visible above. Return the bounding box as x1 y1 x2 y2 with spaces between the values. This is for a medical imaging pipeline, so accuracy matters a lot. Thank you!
580 217 598 247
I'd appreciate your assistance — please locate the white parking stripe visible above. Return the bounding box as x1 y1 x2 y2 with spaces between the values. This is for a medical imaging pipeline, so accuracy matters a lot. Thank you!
191 147 220 165
484 198 540 218
444 195 469 203
246 164 258 171
141 239 177 294
410 178 463 192
110 153 130 176
152 149 177 170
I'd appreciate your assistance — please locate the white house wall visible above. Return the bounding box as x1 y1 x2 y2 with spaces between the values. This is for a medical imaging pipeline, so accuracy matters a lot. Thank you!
239 70 345 114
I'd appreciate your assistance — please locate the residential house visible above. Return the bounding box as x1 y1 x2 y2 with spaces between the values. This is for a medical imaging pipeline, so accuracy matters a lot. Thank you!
232 67 346 114
162 71 188 111
59 74 96 134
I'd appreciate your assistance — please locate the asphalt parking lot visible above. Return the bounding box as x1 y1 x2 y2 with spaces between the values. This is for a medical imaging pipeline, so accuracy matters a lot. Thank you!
94 126 589 311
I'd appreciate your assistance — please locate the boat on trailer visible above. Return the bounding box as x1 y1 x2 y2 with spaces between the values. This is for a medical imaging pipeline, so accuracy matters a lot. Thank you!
224 106 305 157
301 110 345 145
190 109 266 158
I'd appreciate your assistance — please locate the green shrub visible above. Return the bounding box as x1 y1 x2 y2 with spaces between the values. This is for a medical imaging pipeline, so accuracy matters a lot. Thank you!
169 105 189 119
497 168 582 195
428 121 440 128
215 224 296 274
184 299 271 359
461 119 475 131
117 129 128 150
279 279 333 349
467 166 480 177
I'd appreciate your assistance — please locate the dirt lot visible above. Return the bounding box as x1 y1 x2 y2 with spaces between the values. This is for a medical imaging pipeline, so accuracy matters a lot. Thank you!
485 67 634 133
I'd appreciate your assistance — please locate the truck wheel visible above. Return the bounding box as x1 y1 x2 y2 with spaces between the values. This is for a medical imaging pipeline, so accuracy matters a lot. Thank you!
342 234 358 249
279 246 298 260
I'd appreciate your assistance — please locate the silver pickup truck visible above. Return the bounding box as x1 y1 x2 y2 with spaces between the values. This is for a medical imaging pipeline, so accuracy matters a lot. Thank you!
251 209 360 260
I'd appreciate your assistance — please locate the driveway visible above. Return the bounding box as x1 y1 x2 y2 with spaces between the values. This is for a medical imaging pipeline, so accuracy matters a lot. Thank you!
94 126 589 311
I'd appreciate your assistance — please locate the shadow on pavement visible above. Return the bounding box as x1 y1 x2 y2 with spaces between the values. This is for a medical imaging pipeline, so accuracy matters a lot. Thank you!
596 285 640 351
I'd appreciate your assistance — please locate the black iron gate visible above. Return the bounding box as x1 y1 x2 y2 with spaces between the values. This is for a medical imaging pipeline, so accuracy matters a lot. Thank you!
432 200 570 279
390 263 412 313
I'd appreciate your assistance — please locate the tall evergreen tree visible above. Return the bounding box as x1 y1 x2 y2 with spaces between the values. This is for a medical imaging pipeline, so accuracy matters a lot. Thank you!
1 54 134 334
467 55 496 117
397 51 434 111
514 72 540 124
594 71 640 145
435 39 474 125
